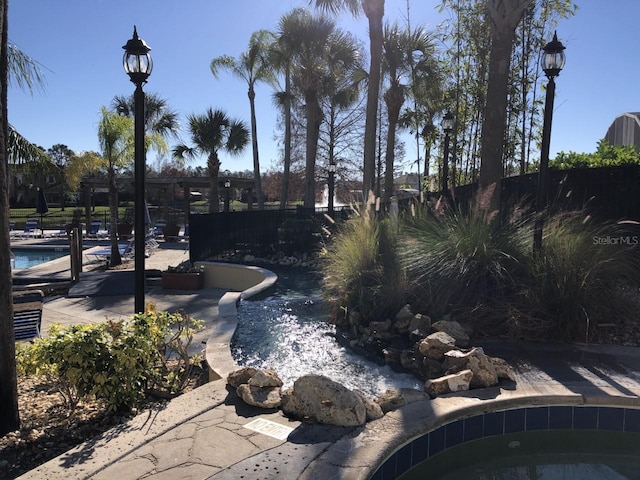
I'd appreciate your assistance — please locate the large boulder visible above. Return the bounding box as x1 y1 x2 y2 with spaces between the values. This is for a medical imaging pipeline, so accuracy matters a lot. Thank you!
227 367 258 388
443 347 499 388
424 369 473 397
418 331 458 360
280 374 366 427
237 384 282 409
248 369 283 388
432 320 470 347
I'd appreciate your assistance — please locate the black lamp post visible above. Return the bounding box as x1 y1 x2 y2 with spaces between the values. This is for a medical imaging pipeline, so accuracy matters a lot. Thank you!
441 111 454 197
328 160 336 216
533 31 565 253
224 179 231 212
123 26 152 314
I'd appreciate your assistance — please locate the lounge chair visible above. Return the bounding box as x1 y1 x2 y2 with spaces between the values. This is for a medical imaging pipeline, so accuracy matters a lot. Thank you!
88 239 134 262
152 221 166 238
48 225 68 238
85 220 108 239
13 289 44 341
15 219 39 239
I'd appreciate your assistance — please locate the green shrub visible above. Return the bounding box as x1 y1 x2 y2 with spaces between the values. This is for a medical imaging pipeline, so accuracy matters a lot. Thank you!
17 306 204 413
321 208 406 325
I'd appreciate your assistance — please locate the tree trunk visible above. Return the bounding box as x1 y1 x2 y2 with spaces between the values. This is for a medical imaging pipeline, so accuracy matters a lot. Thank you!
479 0 533 212
208 153 221 213
0 0 20 435
362 0 385 206
383 84 403 204
303 92 322 209
279 69 292 209
248 86 264 209
108 166 121 266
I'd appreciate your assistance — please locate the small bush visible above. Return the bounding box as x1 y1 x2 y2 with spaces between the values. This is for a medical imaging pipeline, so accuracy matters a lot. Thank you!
17 305 204 413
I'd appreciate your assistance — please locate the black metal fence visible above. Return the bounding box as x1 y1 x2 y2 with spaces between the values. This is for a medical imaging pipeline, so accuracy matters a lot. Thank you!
452 165 640 221
189 207 349 262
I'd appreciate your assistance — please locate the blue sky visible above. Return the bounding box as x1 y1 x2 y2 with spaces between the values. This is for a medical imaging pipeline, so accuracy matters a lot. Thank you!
8 1 639 174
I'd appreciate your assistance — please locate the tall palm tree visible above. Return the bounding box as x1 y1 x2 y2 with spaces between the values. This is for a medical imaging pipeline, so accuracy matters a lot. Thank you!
270 10 301 209
287 9 360 208
312 0 385 205
211 31 276 209
111 92 180 143
381 23 437 203
98 107 134 266
172 108 249 213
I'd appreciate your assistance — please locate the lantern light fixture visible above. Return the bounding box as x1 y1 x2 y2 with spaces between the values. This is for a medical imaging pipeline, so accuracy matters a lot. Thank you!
123 26 153 85
541 31 566 79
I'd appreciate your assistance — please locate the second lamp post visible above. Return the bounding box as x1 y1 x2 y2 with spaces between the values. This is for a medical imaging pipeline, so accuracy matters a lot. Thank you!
534 31 566 253
123 26 152 314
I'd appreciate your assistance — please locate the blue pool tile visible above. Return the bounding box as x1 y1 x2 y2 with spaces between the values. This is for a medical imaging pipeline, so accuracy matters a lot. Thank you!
526 407 549 431
624 409 640 432
446 420 464 448
484 411 505 436
381 453 396 479
549 406 573 429
395 444 412 477
598 407 624 431
464 415 484 442
505 408 525 434
411 435 429 464
428 427 445 457
574 406 598 429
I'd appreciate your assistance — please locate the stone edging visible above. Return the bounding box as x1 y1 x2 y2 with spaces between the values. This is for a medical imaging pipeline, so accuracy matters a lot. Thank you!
199 262 277 381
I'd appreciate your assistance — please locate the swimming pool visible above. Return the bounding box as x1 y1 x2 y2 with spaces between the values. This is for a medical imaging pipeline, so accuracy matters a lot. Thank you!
374 405 640 480
401 428 640 479
11 247 68 269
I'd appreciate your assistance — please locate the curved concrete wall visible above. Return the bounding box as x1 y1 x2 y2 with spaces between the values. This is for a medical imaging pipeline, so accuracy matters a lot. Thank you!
198 262 277 381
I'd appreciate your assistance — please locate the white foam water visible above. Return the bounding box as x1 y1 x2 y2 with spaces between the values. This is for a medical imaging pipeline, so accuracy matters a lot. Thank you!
232 286 422 399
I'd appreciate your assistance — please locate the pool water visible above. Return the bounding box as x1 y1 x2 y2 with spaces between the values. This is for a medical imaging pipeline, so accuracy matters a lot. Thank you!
231 268 422 399
11 248 68 269
400 429 640 480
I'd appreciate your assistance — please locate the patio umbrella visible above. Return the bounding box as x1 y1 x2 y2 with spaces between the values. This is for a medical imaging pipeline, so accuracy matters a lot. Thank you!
36 187 49 236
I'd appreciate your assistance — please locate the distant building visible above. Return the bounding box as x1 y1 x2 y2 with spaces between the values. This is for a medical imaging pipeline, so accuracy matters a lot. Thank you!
604 112 640 151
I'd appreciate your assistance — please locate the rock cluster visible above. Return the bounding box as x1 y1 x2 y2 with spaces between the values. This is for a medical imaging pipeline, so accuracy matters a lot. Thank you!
338 304 516 396
228 368 388 427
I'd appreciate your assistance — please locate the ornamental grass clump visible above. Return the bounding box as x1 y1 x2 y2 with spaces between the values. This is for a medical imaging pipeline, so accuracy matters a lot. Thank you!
523 213 640 342
399 193 530 329
321 206 406 325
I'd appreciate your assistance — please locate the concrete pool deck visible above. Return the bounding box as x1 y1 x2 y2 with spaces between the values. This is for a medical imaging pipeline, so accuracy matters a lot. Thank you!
11 239 640 479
